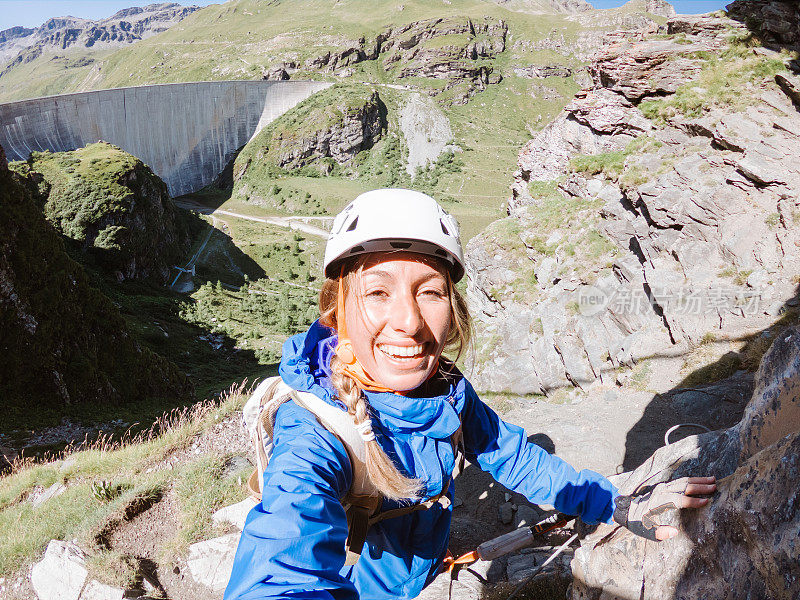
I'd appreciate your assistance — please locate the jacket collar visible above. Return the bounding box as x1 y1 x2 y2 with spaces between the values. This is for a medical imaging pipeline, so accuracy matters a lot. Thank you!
279 321 464 438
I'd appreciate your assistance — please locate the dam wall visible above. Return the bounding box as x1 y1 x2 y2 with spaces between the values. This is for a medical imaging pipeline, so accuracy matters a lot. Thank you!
0 80 332 196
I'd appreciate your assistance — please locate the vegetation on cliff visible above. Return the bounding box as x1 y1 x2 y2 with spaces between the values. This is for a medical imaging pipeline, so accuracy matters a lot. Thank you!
0 146 193 431
10 143 194 285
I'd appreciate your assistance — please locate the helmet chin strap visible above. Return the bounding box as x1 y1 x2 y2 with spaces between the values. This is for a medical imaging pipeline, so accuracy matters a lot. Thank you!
332 273 440 395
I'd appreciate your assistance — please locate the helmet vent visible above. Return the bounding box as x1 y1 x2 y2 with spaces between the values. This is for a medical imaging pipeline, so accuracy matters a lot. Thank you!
350 245 365 254
435 249 448 257
440 220 451 236
345 216 359 232
390 241 412 249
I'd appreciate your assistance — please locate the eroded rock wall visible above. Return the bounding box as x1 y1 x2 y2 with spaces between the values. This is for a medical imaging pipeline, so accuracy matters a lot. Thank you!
466 12 800 394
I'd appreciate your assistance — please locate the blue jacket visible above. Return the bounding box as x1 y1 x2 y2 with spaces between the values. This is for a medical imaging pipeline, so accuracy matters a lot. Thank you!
225 321 617 600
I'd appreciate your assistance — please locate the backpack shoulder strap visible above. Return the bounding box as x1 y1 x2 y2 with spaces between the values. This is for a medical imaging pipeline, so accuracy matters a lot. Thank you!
279 382 377 499
273 382 381 566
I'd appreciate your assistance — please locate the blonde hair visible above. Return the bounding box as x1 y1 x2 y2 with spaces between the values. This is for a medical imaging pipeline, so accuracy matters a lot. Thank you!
319 255 472 500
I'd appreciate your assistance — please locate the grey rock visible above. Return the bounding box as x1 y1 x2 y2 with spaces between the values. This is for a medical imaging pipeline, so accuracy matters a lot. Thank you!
737 153 784 185
775 72 800 106
588 39 707 101
498 502 514 525
727 0 800 48
0 4 199 71
30 540 87 600
212 497 258 531
506 553 538 583
513 65 572 79
572 327 800 600
30 482 67 507
186 533 240 592
80 580 123 600
567 89 653 136
414 557 496 600
513 505 540 528
399 93 454 176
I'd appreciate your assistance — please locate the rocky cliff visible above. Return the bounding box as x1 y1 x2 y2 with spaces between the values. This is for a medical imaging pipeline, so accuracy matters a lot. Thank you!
10 142 193 284
232 85 385 204
465 9 800 396
0 3 199 73
263 16 507 105
0 143 192 424
572 324 800 599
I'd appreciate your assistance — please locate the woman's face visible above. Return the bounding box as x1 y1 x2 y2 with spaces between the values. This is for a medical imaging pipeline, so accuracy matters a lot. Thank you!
344 252 452 392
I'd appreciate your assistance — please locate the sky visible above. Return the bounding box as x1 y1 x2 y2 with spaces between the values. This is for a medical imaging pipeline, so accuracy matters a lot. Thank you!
0 0 730 32
0 1 219 31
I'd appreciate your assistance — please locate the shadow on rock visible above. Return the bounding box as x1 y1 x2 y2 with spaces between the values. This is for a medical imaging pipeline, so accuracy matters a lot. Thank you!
572 288 800 599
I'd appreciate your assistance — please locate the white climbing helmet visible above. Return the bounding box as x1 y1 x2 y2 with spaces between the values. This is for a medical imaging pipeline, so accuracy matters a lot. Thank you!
324 189 465 282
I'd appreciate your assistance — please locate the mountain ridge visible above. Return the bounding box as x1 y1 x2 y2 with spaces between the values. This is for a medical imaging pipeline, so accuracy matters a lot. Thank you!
0 2 200 71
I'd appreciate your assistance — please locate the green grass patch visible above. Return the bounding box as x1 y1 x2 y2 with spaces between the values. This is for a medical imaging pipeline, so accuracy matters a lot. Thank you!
638 43 795 123
569 136 664 181
172 454 251 551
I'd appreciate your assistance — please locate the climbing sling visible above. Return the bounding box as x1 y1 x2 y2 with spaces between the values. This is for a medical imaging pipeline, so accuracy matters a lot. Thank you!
243 376 465 565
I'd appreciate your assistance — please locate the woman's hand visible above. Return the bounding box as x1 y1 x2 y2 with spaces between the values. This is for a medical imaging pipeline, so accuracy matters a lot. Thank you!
612 476 717 541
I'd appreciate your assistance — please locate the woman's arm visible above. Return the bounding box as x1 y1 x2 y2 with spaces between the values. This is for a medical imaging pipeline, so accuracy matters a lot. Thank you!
224 402 357 600
460 382 617 525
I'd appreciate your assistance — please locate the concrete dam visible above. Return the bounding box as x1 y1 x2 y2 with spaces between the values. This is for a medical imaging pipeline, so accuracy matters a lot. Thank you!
0 80 332 196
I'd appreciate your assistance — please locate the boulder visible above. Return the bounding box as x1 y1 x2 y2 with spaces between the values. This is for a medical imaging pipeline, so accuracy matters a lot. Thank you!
30 541 87 600
212 497 258 531
186 533 240 592
588 39 707 102
571 326 800 599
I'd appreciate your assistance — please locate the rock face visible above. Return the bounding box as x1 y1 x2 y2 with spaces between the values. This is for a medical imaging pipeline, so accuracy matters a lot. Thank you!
399 93 456 175
233 86 385 195
272 89 384 170
465 11 800 394
10 142 193 284
571 326 800 599
727 0 800 48
0 142 192 414
0 3 199 71
266 17 507 105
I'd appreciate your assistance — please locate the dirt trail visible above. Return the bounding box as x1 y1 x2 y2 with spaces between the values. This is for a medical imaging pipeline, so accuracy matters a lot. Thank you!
175 200 329 238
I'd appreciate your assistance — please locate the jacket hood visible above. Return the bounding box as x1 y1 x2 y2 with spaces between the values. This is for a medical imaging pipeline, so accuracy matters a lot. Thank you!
279 321 464 439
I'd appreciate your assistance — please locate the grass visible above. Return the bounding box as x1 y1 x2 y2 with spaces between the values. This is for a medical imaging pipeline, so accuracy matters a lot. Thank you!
718 267 752 287
0 384 252 583
628 360 652 392
171 454 251 553
569 136 664 182
638 40 797 124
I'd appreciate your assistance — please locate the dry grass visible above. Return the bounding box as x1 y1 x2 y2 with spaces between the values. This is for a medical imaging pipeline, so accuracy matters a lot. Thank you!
0 381 253 583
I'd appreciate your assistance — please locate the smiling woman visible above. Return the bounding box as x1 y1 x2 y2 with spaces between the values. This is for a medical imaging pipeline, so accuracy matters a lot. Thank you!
224 189 716 600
